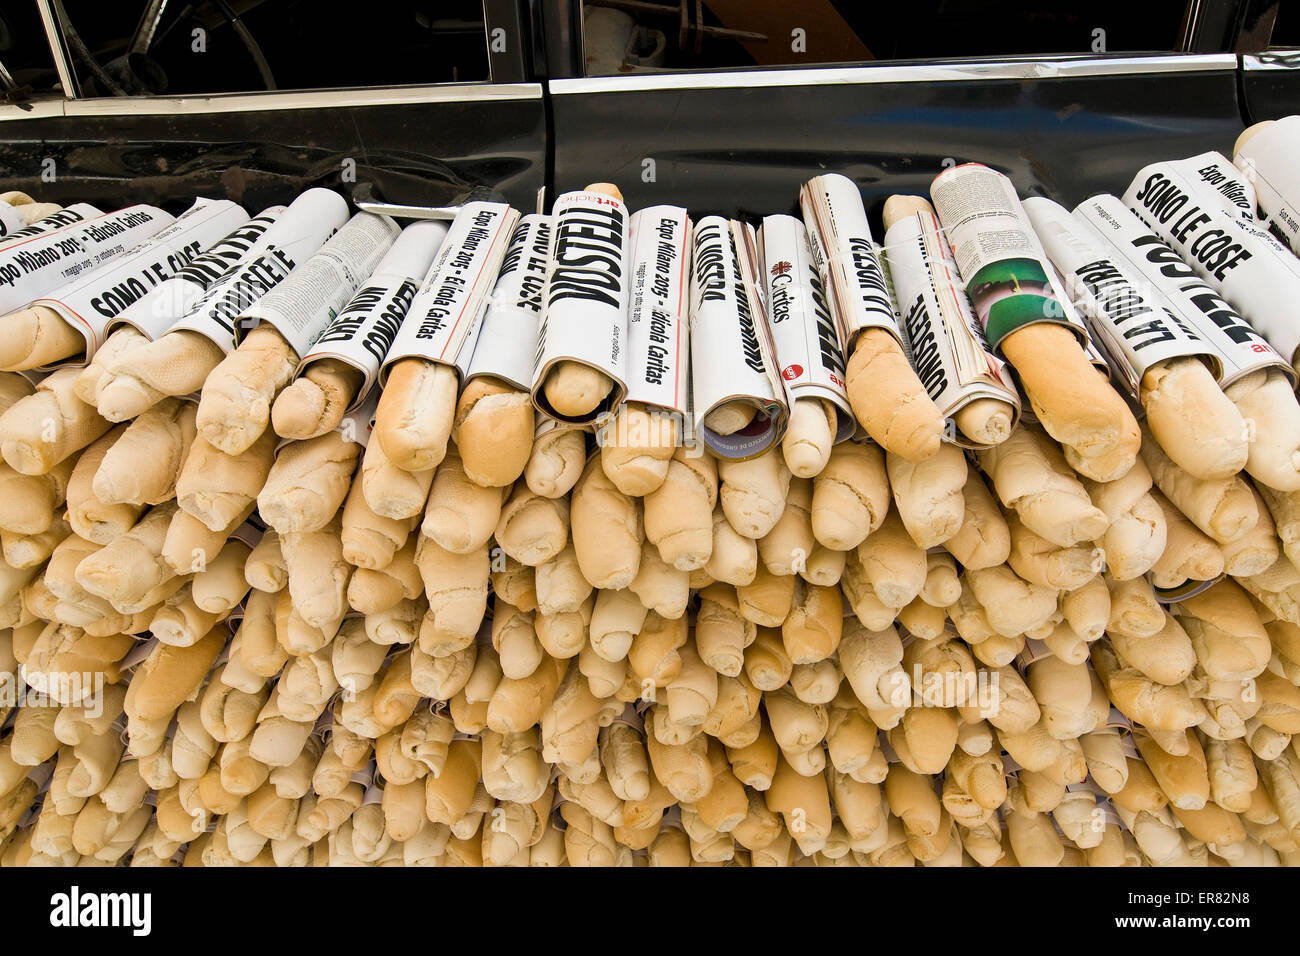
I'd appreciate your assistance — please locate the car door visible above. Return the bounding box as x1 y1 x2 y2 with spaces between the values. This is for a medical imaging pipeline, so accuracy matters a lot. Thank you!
0 0 546 214
547 0 1245 218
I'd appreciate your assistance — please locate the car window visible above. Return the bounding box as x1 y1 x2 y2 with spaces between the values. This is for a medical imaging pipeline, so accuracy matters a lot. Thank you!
0 4 61 96
1272 1 1298 47
581 0 1191 75
47 0 490 96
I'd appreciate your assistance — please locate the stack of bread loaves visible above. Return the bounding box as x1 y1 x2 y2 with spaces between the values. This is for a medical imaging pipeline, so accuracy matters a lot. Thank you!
4 132 1300 868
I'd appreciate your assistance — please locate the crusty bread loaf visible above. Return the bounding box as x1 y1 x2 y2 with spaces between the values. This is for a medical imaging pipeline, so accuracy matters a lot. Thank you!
257 430 360 534
781 398 837 479
1000 323 1140 482
811 440 888 551
1225 368 1300 492
570 455 642 590
600 402 677 496
358 434 434 520
1140 356 1248 480
1139 424 1258 544
718 450 791 541
886 443 967 549
124 625 226 722
271 359 363 441
643 447 716 572
977 426 1108 547
454 379 535 488
196 324 299 456
97 330 225 423
0 304 85 371
372 358 458 472
942 472 1011 570
421 445 506 555
846 328 944 463
1084 458 1166 581
0 367 111 476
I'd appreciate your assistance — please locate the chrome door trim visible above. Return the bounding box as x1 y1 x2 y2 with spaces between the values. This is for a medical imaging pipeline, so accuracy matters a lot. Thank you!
553 53 1237 94
0 80 543 122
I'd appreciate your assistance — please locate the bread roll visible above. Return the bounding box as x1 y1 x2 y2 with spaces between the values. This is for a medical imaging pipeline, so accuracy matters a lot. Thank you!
270 359 363 441
196 324 299 455
1000 322 1140 482
1139 424 1258 544
600 402 677 496
495 485 569 567
524 425 586 499
1084 457 1166 581
96 329 225 422
942 471 1011 570
846 327 944 463
811 441 889 551
0 367 111 475
782 397 837 478
74 326 146 407
1224 368 1300 492
454 378 534 488
570 455 642 589
257 430 360 534
976 427 1107 547
372 358 458 472
1148 489 1225 588
718 450 791 540
886 443 967 548
176 429 277 533
358 434 434 520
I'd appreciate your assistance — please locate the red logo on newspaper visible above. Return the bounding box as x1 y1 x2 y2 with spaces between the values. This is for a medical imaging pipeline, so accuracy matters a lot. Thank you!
770 260 793 276
782 364 803 381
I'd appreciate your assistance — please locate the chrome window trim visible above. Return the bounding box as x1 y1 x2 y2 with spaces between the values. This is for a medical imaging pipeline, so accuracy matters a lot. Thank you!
0 81 543 122
1242 51 1300 70
35 0 80 98
552 53 1237 94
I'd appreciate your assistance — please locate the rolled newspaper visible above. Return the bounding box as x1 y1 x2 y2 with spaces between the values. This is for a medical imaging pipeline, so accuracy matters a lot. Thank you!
1124 155 1300 369
380 202 520 384
1235 115 1300 254
595 206 694 494
689 215 788 460
458 213 553 488
269 218 446 442
109 207 285 340
879 198 1020 448
1071 193 1300 491
0 204 174 315
757 213 855 476
231 211 400 356
194 210 401 457
0 204 102 251
1025 196 1248 480
1162 151 1257 222
465 214 551 392
758 214 853 440
1071 194 1290 388
623 206 692 423
374 200 520 473
532 185 631 424
168 187 350 352
19 198 250 367
800 172 945 462
293 218 448 409
929 162 1139 481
